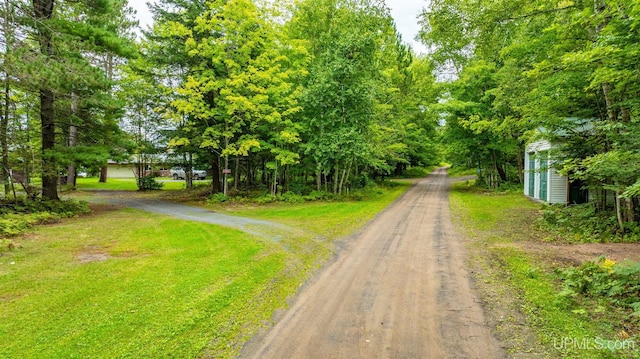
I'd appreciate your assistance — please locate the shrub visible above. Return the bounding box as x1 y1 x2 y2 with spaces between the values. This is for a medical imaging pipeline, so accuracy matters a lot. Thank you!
136 176 164 191
536 203 638 243
208 193 228 204
0 199 89 238
254 194 277 204
278 192 304 203
353 173 376 189
303 191 337 201
558 257 640 319
288 182 311 195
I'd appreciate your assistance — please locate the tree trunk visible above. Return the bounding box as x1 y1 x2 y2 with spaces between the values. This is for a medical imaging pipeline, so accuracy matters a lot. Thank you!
594 0 618 125
234 156 239 191
1 70 9 196
333 166 339 194
35 0 58 200
316 161 321 192
492 150 507 183
615 190 624 231
339 160 352 194
271 163 278 196
185 152 193 190
66 92 78 189
625 197 634 224
99 165 108 182
1 1 11 196
41 89 58 200
516 144 524 184
100 54 113 185
223 155 229 196
211 155 221 193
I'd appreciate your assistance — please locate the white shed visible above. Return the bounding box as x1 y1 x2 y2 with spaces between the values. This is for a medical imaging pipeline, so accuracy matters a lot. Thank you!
524 140 569 204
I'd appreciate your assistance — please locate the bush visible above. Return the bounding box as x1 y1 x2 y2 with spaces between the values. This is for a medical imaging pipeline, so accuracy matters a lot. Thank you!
537 204 634 242
0 199 89 238
0 198 89 217
208 193 228 204
0 212 60 237
254 194 277 204
303 191 337 201
278 192 304 203
353 173 376 189
558 257 640 319
288 182 311 196
136 176 164 191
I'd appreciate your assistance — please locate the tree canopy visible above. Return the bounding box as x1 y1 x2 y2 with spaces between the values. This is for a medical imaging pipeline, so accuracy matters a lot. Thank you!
420 0 640 228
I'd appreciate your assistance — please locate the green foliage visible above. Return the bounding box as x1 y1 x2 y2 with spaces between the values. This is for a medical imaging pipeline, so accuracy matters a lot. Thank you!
450 184 636 357
401 166 435 178
558 258 640 320
0 198 90 217
208 193 228 204
538 204 640 243
0 199 90 237
254 194 278 204
227 181 409 239
0 212 60 237
303 191 338 202
2 0 139 200
136 176 164 191
353 173 376 189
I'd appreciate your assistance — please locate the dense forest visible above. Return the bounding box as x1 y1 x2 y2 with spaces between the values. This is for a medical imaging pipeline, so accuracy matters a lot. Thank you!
1 0 640 229
0 0 439 199
421 0 640 231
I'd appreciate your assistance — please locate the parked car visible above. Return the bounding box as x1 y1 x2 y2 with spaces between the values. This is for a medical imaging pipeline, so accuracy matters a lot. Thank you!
170 168 207 180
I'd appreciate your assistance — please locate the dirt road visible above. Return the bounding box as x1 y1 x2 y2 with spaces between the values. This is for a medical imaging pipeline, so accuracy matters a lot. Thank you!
240 168 504 358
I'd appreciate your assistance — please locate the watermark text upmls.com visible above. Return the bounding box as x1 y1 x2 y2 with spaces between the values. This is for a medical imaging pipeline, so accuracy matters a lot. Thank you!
554 337 636 351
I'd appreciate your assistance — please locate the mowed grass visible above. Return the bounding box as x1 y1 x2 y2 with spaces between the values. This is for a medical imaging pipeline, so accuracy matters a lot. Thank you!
0 182 411 358
450 181 628 358
223 183 411 240
74 177 194 191
0 209 294 358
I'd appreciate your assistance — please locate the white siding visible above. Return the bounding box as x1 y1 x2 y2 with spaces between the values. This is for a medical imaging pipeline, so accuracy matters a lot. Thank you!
107 165 135 178
548 168 568 204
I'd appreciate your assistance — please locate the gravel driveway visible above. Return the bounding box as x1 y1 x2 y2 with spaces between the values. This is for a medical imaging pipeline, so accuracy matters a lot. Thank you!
85 193 292 241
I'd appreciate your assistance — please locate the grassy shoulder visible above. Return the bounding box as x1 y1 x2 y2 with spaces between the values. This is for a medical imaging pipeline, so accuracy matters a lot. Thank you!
219 182 410 240
0 182 410 358
450 181 638 359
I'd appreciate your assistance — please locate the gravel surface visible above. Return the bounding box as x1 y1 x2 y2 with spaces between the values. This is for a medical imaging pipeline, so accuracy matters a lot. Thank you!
85 195 292 241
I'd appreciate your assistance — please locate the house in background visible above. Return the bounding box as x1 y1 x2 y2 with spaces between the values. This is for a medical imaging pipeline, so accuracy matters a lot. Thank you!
524 139 588 205
106 160 136 178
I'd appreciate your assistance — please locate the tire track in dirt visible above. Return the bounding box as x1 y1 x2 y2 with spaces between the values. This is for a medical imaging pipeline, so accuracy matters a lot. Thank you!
239 168 504 358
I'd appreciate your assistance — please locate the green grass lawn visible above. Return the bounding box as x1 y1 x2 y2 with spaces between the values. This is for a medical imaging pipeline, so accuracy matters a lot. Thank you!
223 183 410 240
0 182 410 358
0 210 294 358
450 182 633 359
73 177 198 191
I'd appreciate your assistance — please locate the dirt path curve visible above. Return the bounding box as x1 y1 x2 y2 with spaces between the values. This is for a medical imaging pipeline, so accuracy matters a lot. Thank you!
83 193 292 241
240 168 504 359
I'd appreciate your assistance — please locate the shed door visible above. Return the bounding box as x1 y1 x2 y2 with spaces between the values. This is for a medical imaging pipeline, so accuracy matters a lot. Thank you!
539 154 548 201
528 154 535 196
